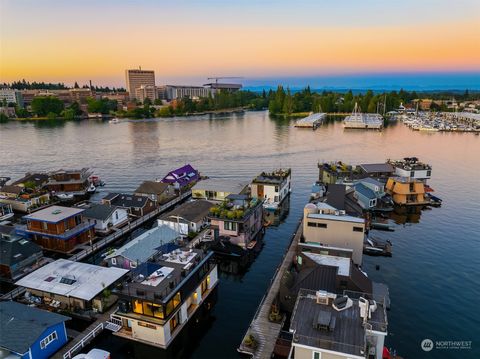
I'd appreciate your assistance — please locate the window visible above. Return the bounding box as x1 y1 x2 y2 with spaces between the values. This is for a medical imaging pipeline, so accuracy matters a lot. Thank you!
169 311 180 333
138 321 156 330
201 277 208 294
312 351 321 359
274 186 279 192
317 223 327 228
307 222 316 227
409 183 415 192
40 331 57 349
143 301 154 316
42 222 48 230
224 221 237 231
427 170 431 177
111 258 117 265
115 212 119 220
132 300 143 314
353 226 364 232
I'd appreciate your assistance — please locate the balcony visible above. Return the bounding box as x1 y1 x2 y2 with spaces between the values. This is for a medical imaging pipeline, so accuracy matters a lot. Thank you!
21 221 94 240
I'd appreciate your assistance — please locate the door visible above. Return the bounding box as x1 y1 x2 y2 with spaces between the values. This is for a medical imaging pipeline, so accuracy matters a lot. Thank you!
257 185 264 198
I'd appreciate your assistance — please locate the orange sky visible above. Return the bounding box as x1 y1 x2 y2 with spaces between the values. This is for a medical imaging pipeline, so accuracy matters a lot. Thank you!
1 0 479 86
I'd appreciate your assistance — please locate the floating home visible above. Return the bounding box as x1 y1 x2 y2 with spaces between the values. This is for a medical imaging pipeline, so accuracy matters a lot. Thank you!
158 199 214 236
208 195 264 249
191 178 249 202
385 177 429 206
16 259 128 313
303 202 365 265
44 168 92 196
0 224 43 281
289 289 388 359
387 157 432 183
109 248 219 349
101 193 156 217
105 225 181 270
0 301 70 359
17 205 95 253
160 164 200 190
134 181 174 204
0 185 50 213
82 203 129 235
251 168 291 211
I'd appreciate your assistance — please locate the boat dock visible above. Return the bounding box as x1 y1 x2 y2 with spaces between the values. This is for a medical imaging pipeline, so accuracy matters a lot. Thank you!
0 190 192 301
344 113 383 129
294 113 326 129
237 219 303 358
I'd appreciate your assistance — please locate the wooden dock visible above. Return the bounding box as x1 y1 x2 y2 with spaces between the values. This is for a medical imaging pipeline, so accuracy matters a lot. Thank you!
0 191 191 301
294 113 326 129
238 219 303 358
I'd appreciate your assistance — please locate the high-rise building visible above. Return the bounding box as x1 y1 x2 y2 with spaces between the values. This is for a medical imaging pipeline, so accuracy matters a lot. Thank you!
134 85 157 103
125 68 155 100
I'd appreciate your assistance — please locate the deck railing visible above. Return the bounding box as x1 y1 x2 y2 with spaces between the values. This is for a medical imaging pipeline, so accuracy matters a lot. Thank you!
63 322 104 359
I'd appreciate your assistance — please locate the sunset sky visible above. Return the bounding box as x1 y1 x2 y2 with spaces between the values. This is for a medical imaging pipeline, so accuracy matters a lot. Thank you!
1 0 479 87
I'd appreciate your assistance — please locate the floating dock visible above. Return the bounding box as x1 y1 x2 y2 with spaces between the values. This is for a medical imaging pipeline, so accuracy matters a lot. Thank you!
343 113 383 129
294 113 326 129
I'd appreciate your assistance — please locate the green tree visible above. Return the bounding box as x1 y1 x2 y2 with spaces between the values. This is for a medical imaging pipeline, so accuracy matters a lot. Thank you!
31 96 64 116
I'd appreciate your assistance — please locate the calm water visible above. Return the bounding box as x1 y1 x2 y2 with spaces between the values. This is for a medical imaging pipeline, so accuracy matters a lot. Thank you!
1 112 479 359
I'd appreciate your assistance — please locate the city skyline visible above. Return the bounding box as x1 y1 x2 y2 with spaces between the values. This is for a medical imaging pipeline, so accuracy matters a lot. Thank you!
1 0 479 88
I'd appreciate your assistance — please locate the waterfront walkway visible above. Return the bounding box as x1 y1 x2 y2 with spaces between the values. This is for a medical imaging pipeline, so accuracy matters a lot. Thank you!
0 191 192 301
238 219 303 358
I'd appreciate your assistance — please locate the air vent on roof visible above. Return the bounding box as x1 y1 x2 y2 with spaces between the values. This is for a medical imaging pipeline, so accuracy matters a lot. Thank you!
52 209 62 215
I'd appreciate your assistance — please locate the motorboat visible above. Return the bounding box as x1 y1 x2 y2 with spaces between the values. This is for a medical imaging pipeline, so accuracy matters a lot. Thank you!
56 193 74 201
109 118 120 124
73 349 110 359
87 183 97 194
89 175 105 187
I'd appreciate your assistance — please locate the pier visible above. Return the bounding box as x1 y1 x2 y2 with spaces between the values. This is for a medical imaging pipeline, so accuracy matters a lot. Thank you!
294 113 326 129
0 190 192 301
238 219 303 358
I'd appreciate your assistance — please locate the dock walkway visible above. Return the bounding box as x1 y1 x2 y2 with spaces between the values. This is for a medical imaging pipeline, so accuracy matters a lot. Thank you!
238 219 303 358
1 191 192 301
52 306 118 359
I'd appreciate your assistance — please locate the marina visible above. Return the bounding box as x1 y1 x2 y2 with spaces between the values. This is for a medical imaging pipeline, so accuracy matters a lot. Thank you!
400 111 480 133
0 112 479 358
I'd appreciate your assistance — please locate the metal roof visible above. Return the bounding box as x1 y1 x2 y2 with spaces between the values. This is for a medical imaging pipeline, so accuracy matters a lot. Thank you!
16 259 128 301
0 301 70 355
359 163 394 173
192 178 248 194
307 212 365 224
82 204 118 221
23 205 84 223
106 225 180 263
354 183 377 200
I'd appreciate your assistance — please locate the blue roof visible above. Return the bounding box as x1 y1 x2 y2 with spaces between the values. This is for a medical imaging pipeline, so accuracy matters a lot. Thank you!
0 301 69 354
106 225 180 264
360 177 384 187
133 262 162 277
355 183 377 199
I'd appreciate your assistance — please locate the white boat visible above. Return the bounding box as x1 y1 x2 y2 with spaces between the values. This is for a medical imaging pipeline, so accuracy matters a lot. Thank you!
56 193 74 201
109 118 120 124
73 349 110 359
87 183 96 194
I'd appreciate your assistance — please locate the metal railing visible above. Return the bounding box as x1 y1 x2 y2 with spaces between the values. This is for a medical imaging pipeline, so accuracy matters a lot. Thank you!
63 322 104 359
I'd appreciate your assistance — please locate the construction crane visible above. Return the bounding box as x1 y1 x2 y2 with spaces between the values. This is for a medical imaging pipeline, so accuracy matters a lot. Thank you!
207 76 243 86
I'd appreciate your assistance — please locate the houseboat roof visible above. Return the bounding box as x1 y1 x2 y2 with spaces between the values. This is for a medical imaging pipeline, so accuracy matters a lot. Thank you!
160 200 214 224
252 169 291 185
106 225 180 264
358 163 394 174
354 183 377 199
388 158 432 171
303 252 351 276
0 227 42 268
103 193 151 208
0 301 70 355
290 289 387 357
325 184 347 211
116 248 212 304
307 212 365 224
161 164 198 186
23 205 84 223
12 172 49 187
82 204 119 221
16 259 128 301
0 185 23 195
359 177 384 187
192 178 249 194
135 181 170 195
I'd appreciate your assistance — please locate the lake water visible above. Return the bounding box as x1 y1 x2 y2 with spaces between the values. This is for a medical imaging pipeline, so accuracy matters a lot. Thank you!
1 112 479 359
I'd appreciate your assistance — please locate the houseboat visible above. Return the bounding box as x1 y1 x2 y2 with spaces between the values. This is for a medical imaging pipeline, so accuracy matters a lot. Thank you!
44 168 92 197
251 168 291 211
385 177 429 206
191 178 249 202
108 247 219 350
387 157 432 183
17 205 95 253
160 164 200 190
0 203 14 220
208 194 264 250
